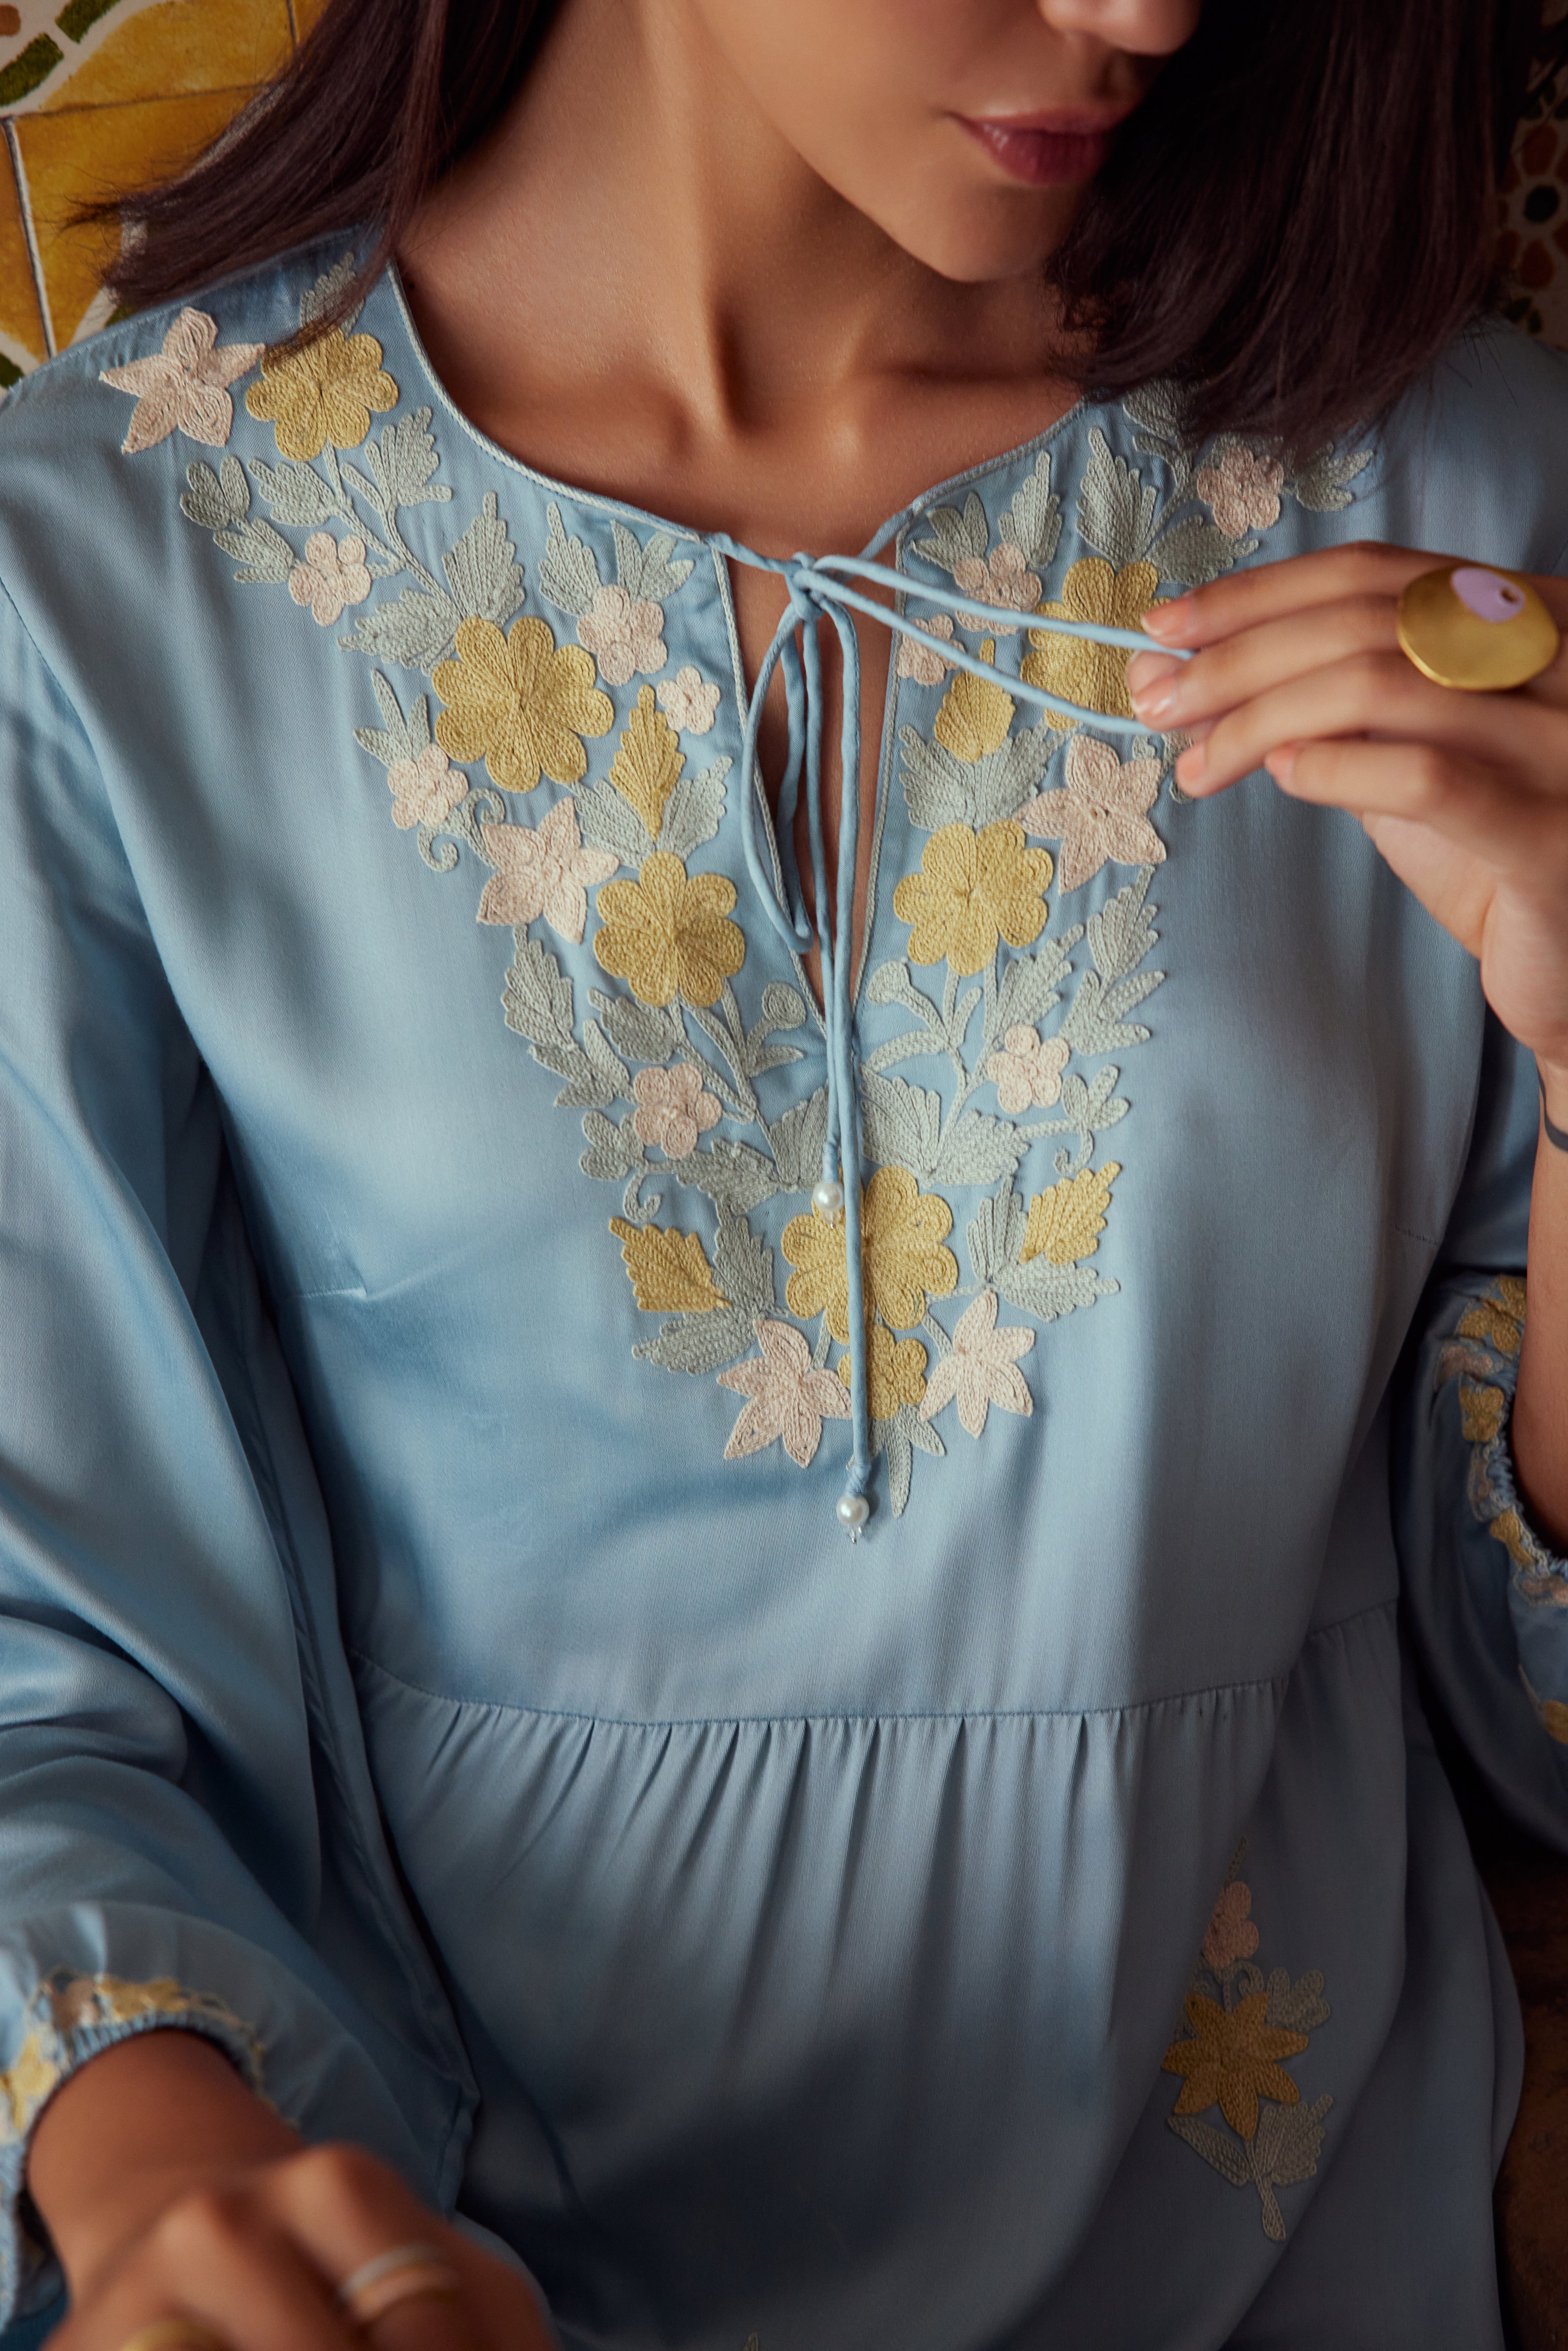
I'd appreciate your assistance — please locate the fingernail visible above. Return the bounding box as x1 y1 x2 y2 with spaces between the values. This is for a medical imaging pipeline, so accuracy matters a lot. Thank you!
1175 740 1206 787
1142 597 1194 643
1125 651 1182 722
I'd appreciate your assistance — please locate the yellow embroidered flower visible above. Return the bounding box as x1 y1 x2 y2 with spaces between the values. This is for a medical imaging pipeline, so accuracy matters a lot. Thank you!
593 851 745 1007
782 1164 957 1344
892 821 1053 976
2 2030 58 2135
841 1322 928 1420
1162 1991 1309 2141
434 616 614 796
1458 1382 1506 1445
933 640 1016 761
244 326 398 460
1021 1162 1120 1265
1457 1280 1526 1358
1022 556 1160 722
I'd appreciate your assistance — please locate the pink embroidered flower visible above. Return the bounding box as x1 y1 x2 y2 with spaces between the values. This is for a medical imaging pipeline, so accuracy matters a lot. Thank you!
99 307 262 454
719 1316 852 1467
896 613 958 685
578 584 668 686
1202 1880 1261 1970
386 742 466 831
655 665 722 735
985 1024 1071 1114
477 794 618 942
288 531 372 626
919 1289 1035 1439
952 541 1041 631
631 1062 723 1157
1195 444 1285 540
1018 736 1166 892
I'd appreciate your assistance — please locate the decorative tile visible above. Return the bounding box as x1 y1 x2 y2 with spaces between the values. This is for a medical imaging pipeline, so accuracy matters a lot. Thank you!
0 142 45 378
35 0 290 113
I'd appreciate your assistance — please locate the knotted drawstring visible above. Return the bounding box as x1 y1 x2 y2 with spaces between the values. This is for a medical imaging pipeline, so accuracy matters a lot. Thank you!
709 522 1189 1537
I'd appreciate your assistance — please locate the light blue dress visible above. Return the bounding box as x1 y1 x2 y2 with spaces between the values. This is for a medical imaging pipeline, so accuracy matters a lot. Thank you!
0 243 1565 2350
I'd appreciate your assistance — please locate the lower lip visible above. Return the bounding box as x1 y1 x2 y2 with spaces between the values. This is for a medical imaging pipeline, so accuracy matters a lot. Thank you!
959 119 1117 187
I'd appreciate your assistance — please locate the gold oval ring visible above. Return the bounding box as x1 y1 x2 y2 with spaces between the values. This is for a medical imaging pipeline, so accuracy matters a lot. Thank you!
336 2239 465 2328
1395 561 1559 691
115 2323 230 2351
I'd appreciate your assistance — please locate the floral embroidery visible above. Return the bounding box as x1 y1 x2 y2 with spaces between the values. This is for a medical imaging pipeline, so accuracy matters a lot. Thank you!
478 796 617 943
100 307 261 454
1436 1275 1567 1624
1021 1163 1120 1267
895 613 958 685
387 742 464 832
952 540 1041 628
434 616 614 794
0 1972 263 2146
892 821 1053 976
933 641 1016 762
986 1025 1070 1114
593 851 746 1007
657 664 723 734
609 1217 728 1313
577 584 667 685
843 1322 929 1420
919 1289 1034 1438
720 1317 851 1465
1022 556 1160 724
1020 736 1166 893
288 529 372 625
608 687 686 836
782 1165 958 1344
1196 442 1285 539
632 1063 722 1157
1162 1858 1333 2241
246 324 399 462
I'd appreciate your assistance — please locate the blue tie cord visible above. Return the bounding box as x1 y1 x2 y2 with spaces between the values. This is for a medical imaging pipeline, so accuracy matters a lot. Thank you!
709 520 1192 1537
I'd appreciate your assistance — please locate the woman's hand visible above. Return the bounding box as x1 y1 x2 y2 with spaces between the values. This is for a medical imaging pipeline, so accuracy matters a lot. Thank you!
30 2031 551 2351
1127 542 1568 1102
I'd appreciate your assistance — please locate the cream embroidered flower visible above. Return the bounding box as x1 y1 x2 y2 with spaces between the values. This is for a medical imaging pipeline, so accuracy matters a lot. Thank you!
387 741 465 831
986 1024 1070 1114
892 820 1053 975
100 308 262 454
719 1316 851 1466
1018 736 1165 892
951 540 1041 631
919 1289 1034 1438
434 615 614 794
840 1322 928 1421
632 1063 723 1157
895 613 958 686
593 851 746 1007
288 529 372 626
1202 1881 1262 1970
1022 557 1159 722
245 325 399 461
782 1164 957 1345
478 795 617 942
1197 443 1285 539
655 664 722 734
578 583 668 686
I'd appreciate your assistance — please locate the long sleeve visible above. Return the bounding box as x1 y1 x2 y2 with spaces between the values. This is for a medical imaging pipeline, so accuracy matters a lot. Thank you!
0 578 474 2332
1396 1011 1568 1846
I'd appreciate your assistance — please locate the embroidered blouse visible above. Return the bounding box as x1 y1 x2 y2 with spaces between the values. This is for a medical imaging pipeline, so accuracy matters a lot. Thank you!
0 245 1566 2351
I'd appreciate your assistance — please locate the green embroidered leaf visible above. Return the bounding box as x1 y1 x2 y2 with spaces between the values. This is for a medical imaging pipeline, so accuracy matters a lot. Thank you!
1059 968 1162 1057
539 501 603 616
931 1110 1031 1190
991 932 1079 1041
612 519 695 605
733 976 807 1079
1123 382 1194 501
216 518 295 586
580 1110 647 1187
967 1183 1027 1285
859 1072 942 1176
339 583 464 672
1153 516 1251 588
365 405 451 513
994 1257 1117 1322
659 756 730 859
1076 428 1158 567
589 991 684 1067
1289 444 1372 513
632 1301 758 1376
968 722 1065 829
1264 1970 1331 2035
443 493 524 628
684 1139 779 1215
502 935 579 1068
878 1410 915 1517
898 728 974 832
1256 2094 1333 2189
866 957 946 1033
1088 871 1160 984
354 671 432 771
181 455 249 532
997 450 1062 573
910 490 989 579
578 779 654 870
710 1212 775 1316
298 251 362 333
248 455 343 529
1167 2112 1253 2189
766 1086 829 1193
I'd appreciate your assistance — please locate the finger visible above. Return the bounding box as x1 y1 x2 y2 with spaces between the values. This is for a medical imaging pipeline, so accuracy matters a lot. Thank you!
1128 592 1400 728
261 2144 477 2351
1175 649 1568 798
61 2195 354 2351
1263 736 1561 875
1141 541 1438 650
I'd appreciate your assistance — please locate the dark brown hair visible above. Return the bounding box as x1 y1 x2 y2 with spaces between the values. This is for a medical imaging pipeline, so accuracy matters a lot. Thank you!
105 0 1568 451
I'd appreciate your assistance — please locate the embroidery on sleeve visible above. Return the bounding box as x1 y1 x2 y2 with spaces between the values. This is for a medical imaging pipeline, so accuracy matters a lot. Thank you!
1161 1851 1333 2241
0 1971 265 2148
1435 1275 1564 1601
99 307 262 455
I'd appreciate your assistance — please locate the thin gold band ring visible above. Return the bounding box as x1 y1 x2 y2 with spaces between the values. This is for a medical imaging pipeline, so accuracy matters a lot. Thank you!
336 2239 465 2328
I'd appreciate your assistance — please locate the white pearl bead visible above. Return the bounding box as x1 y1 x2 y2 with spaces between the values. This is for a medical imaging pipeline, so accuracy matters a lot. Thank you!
836 1491 870 1533
812 1179 844 1220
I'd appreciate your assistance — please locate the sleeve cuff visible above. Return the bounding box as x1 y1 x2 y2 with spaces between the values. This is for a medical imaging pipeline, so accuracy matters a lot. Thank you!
0 1973 264 2324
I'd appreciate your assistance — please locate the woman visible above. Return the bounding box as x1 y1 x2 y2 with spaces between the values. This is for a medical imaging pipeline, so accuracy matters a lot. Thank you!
1 0 1566 2343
